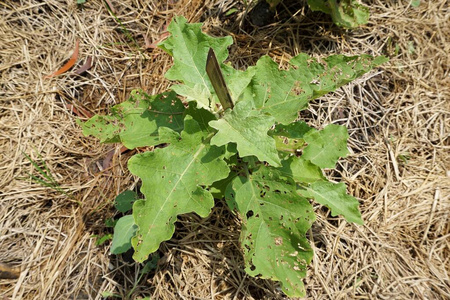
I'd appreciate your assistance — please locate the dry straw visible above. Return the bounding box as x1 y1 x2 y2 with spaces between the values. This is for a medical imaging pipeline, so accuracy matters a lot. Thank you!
0 0 448 299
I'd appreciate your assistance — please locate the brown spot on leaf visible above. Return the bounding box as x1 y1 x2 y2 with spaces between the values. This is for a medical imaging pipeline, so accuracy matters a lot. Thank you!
275 237 283 245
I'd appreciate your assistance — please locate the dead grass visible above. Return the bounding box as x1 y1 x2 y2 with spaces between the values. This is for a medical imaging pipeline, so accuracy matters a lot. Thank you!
0 0 448 299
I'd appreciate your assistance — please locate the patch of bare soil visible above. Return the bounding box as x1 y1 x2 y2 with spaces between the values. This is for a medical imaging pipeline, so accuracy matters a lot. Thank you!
0 0 448 299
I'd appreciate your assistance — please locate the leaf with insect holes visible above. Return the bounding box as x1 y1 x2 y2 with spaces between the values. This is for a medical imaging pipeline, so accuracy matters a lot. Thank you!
247 53 387 124
309 54 388 98
302 124 349 168
158 16 253 110
79 17 389 297
225 166 315 297
209 100 281 167
271 121 316 139
128 116 230 262
248 55 315 124
270 121 317 153
79 91 185 149
300 181 363 224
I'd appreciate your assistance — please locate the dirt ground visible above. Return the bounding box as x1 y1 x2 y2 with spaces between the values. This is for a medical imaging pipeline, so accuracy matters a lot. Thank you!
0 0 449 299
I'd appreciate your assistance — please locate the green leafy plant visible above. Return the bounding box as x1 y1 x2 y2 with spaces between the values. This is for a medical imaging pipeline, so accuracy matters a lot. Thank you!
110 190 139 254
307 0 369 28
79 16 387 297
265 0 369 28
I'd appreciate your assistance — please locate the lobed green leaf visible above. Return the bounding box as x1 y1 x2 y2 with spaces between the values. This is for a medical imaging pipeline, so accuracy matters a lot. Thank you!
79 91 185 149
128 116 230 262
209 101 281 166
302 124 349 168
159 16 253 110
278 156 325 184
247 53 387 124
300 181 363 224
226 166 315 297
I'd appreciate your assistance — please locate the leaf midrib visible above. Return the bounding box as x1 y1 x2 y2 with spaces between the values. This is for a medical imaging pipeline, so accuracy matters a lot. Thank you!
140 142 207 250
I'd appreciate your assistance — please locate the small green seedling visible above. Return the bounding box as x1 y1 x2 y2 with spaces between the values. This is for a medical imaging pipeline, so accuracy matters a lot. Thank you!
22 151 74 200
80 16 387 297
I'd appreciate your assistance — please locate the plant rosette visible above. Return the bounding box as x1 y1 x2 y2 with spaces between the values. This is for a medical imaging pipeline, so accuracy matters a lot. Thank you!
79 16 387 297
